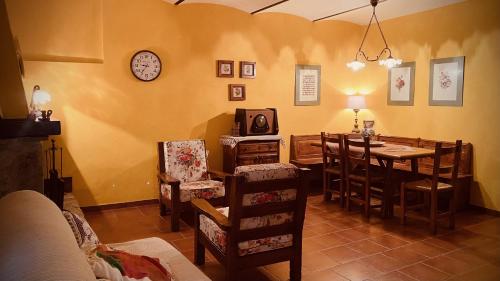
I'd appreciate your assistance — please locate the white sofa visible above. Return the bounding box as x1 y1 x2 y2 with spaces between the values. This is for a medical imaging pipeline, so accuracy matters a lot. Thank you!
0 190 211 281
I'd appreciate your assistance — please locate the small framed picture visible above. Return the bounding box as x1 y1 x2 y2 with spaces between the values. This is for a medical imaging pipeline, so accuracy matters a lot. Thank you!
388 62 415 106
240 61 256 79
429 56 465 106
216 60 234 77
229 84 245 101
295 64 321 106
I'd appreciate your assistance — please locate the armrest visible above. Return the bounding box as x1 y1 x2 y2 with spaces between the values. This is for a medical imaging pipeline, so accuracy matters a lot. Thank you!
191 199 231 230
157 173 180 185
208 169 232 179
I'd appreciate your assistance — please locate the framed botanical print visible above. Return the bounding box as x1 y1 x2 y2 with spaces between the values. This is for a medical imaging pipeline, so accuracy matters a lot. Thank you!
429 56 465 106
388 62 415 106
240 61 256 78
228 84 245 101
216 60 234 78
295 64 321 106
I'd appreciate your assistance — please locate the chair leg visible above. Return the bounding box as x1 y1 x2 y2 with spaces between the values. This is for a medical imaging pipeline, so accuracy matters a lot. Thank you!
159 200 167 216
449 189 456 230
346 180 351 211
400 184 406 225
225 267 237 281
290 256 302 281
171 209 180 232
339 179 345 208
194 239 205 265
364 183 370 218
430 193 438 235
323 173 332 201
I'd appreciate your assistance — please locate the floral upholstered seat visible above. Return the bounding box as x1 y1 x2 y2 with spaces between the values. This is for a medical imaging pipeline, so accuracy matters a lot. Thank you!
198 163 299 256
157 139 227 231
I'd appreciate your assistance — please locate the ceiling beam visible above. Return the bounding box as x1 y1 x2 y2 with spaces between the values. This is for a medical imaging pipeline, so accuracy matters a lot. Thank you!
251 0 289 15
313 0 387 22
174 0 185 5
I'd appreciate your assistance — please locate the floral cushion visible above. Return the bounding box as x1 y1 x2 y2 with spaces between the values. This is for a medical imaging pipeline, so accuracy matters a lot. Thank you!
162 140 209 183
161 180 224 202
234 163 298 182
199 207 293 256
62 210 100 250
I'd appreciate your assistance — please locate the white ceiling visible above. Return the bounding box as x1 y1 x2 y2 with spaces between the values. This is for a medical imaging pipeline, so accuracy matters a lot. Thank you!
163 0 465 25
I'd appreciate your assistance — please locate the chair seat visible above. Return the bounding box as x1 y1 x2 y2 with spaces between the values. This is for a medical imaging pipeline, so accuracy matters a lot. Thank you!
324 166 341 175
348 173 384 183
199 207 293 256
161 180 225 202
403 179 453 192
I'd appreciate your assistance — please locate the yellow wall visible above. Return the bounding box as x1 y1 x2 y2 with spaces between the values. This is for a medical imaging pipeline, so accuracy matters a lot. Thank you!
4 0 499 210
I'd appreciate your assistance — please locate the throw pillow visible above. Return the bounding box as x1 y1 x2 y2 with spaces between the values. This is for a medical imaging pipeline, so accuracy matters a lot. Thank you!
88 244 174 281
62 210 100 250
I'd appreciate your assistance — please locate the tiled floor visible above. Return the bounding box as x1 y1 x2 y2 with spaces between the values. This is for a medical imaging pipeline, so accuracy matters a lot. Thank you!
84 195 500 281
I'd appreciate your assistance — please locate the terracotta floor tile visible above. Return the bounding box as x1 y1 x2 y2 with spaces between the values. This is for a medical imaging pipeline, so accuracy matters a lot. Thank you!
321 245 366 264
423 255 472 275
302 237 328 253
360 253 406 273
335 227 373 241
444 248 489 267
315 232 350 248
383 247 427 264
302 250 340 272
306 222 338 234
465 217 500 238
399 263 450 281
302 268 348 281
347 239 389 255
447 263 500 281
368 271 418 281
400 240 450 258
333 260 384 281
369 234 410 249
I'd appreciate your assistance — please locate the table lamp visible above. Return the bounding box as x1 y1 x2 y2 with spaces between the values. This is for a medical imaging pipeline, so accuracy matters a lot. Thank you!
29 85 51 121
347 95 366 133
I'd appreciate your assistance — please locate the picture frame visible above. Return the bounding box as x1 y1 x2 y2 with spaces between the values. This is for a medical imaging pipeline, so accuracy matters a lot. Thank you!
240 61 256 78
429 56 465 106
295 64 321 106
387 62 415 106
228 84 246 101
216 60 234 78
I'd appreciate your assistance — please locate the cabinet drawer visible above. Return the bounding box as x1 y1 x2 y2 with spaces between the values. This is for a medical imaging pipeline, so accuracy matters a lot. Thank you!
237 154 278 165
238 142 278 154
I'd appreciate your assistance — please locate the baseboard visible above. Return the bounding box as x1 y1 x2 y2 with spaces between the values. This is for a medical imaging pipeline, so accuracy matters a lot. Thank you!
468 204 500 217
81 199 159 212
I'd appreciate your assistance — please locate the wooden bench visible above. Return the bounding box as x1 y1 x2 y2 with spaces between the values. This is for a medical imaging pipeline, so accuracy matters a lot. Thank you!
375 135 473 209
289 135 323 193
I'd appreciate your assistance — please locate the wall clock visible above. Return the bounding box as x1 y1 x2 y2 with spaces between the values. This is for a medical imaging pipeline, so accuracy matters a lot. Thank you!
130 50 162 81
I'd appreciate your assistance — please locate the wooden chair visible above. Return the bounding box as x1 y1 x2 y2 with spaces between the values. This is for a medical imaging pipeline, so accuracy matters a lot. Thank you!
157 140 228 231
192 163 308 281
400 140 462 234
344 136 385 218
320 132 346 206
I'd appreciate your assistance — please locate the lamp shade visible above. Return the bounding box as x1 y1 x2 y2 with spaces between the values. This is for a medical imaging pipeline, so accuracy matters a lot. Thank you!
347 95 366 110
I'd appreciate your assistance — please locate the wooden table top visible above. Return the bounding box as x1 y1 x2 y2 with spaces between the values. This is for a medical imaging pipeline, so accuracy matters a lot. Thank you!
311 141 435 160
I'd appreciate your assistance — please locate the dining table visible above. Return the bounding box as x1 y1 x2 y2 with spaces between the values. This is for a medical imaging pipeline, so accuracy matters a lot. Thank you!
311 140 435 218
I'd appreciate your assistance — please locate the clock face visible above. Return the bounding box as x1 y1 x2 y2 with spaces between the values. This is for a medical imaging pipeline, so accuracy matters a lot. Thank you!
130 50 161 81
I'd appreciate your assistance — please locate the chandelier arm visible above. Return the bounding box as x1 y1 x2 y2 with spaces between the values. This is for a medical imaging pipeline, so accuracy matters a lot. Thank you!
357 8 376 53
373 12 389 48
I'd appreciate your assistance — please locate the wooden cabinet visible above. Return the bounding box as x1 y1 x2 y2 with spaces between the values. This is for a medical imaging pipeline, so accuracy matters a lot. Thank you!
223 140 280 173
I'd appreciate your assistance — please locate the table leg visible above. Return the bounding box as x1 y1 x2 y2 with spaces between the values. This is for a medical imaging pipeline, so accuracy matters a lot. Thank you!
411 159 419 176
384 159 394 218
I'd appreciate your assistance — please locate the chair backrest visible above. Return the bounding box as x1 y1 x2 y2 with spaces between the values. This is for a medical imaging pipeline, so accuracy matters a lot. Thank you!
430 140 462 191
321 132 344 172
228 163 307 257
344 136 371 179
157 140 209 183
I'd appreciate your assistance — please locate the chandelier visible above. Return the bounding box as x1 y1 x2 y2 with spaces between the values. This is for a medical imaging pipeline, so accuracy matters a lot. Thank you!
346 0 402 71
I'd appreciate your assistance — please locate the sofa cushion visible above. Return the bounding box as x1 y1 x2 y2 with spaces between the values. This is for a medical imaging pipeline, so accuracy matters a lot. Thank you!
160 180 225 202
63 210 100 249
0 190 95 281
109 237 210 281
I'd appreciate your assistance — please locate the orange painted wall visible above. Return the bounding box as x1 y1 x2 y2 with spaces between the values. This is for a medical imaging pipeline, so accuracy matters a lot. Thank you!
4 0 499 210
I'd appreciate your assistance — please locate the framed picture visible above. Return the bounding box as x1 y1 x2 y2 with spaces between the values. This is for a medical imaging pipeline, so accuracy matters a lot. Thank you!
429 56 465 106
388 62 415 106
229 84 245 101
240 61 256 78
217 60 234 78
295 64 321 106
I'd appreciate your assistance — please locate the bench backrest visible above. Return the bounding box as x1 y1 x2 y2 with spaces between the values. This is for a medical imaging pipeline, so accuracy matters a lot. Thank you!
289 135 322 161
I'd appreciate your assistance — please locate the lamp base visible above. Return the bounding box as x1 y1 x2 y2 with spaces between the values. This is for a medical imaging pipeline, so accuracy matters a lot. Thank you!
352 109 360 133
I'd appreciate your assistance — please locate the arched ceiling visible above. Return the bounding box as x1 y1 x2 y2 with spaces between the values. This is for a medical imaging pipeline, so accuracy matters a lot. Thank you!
163 0 465 25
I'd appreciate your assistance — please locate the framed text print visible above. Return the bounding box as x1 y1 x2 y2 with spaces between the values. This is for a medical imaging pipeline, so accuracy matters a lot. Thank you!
388 62 415 106
295 64 321 106
429 56 465 106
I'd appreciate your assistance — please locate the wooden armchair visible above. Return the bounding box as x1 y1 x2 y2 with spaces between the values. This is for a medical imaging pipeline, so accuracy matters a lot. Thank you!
320 132 346 205
400 140 462 234
344 136 385 218
157 140 229 231
192 163 308 281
